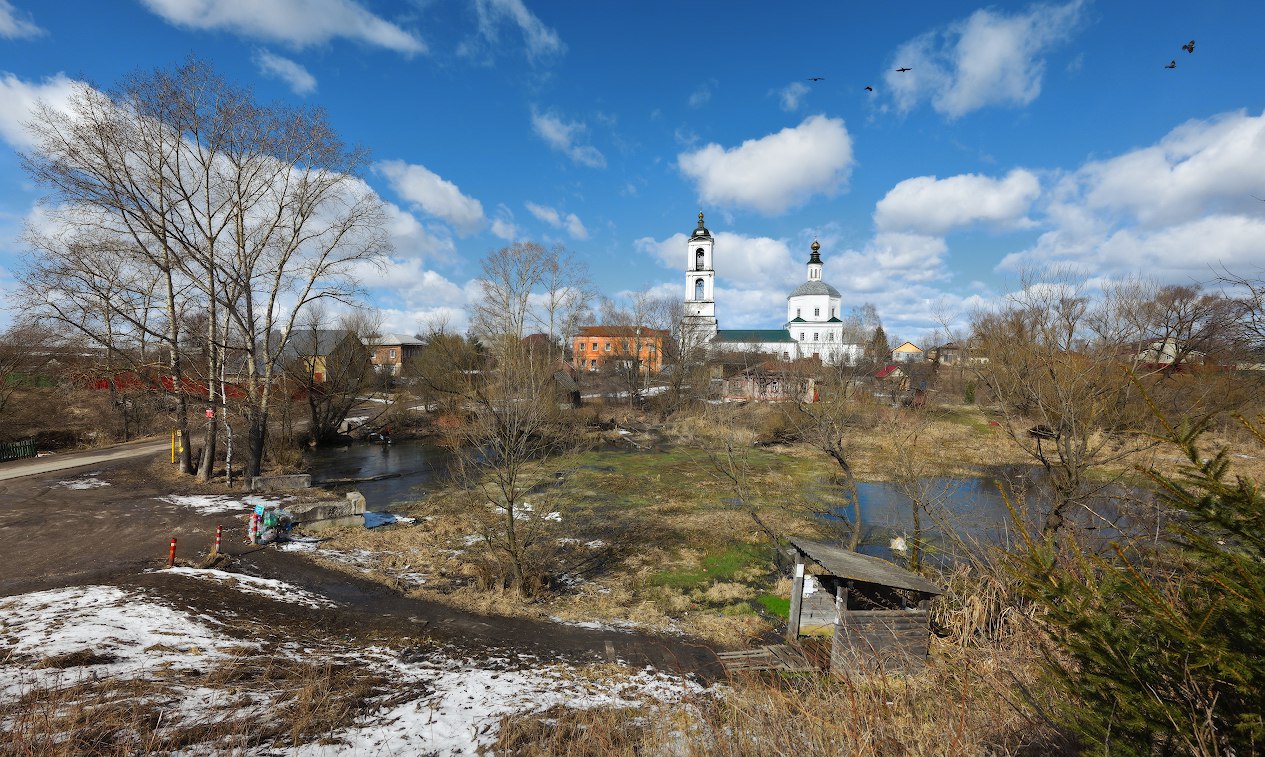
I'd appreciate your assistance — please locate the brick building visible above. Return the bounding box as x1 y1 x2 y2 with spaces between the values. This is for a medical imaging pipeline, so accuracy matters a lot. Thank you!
572 326 669 374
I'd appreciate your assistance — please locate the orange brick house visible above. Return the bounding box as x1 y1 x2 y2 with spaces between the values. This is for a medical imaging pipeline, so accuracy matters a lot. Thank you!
572 326 669 374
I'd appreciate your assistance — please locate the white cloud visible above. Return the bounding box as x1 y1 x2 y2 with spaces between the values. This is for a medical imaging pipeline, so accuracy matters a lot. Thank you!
253 50 316 95
677 115 854 215
778 81 809 112
875 169 1040 234
1000 109 1265 280
380 202 457 260
0 73 78 150
491 218 518 241
887 0 1083 118
375 160 485 236
139 0 425 55
530 107 605 168
0 0 43 38
525 201 588 240
468 0 564 62
688 80 714 108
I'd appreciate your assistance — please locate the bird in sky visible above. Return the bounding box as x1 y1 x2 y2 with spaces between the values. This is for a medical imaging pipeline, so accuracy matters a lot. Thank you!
807 76 824 82
1164 59 1177 69
864 86 873 92
895 67 912 72
1183 39 1196 53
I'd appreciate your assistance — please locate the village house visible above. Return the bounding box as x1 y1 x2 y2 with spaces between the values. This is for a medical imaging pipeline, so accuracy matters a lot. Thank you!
367 333 424 376
890 341 924 363
721 359 819 403
572 326 669 374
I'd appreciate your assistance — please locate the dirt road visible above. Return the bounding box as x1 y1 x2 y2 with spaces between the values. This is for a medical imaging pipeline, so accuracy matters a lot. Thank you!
0 454 720 678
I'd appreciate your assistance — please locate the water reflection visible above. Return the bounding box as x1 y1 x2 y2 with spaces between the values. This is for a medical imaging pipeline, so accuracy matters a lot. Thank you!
304 440 454 512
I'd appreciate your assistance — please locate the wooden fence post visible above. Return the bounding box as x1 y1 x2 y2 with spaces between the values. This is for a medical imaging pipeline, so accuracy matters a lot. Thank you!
786 548 805 642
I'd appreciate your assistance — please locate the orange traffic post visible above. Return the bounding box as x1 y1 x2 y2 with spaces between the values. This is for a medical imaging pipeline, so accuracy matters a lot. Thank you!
167 537 177 568
170 430 175 463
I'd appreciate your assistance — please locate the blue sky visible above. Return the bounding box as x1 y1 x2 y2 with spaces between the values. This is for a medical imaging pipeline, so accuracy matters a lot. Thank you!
2 0 1264 345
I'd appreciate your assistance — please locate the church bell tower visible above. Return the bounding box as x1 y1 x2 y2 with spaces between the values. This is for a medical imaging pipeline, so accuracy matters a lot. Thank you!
681 212 718 345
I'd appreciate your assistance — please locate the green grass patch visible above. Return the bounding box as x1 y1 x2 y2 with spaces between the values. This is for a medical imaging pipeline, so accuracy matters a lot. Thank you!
757 593 790 617
650 542 768 590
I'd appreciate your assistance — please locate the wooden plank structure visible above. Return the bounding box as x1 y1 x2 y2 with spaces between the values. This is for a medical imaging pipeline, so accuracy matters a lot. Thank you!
716 643 816 673
786 537 943 675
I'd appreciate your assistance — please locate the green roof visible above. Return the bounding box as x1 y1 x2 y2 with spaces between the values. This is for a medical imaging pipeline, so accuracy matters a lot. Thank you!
712 329 796 344
788 316 806 323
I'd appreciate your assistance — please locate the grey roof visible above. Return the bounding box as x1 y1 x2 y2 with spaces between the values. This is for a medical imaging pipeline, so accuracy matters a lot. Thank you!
371 332 425 347
284 329 356 359
789 537 943 596
712 329 797 344
788 280 842 298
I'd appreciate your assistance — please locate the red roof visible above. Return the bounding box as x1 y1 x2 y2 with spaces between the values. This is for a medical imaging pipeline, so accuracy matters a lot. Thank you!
874 364 902 379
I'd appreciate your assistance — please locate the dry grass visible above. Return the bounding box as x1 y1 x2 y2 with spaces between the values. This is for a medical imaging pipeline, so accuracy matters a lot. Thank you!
2 651 392 756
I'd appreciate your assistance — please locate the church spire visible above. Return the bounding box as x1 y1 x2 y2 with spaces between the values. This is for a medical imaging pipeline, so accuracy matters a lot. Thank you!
806 240 823 281
691 211 711 239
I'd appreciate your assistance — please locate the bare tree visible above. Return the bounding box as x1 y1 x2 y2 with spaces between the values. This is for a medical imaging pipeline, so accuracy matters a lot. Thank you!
970 270 1156 536
418 244 587 595
20 60 387 481
285 307 379 445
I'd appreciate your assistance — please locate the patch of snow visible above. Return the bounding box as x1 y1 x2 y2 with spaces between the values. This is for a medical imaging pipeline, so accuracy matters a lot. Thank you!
294 650 706 756
55 472 110 489
165 567 337 608
0 585 250 698
364 511 417 528
157 493 288 516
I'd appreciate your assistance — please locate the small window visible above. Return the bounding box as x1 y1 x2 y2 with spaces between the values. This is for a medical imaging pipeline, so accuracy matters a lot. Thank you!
695 249 705 271
694 278 705 300
388 349 397 359
578 344 585 351
605 343 611 351
796 308 801 318
799 332 805 341
826 332 833 341
589 359 597 369
782 351 790 360
814 308 820 317
831 308 836 317
591 342 598 351
813 332 819 341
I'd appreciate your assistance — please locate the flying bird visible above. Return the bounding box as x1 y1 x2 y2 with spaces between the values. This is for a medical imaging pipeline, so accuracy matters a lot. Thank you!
1183 39 1195 53
807 76 825 82
895 67 911 72
1164 59 1176 69
864 86 873 92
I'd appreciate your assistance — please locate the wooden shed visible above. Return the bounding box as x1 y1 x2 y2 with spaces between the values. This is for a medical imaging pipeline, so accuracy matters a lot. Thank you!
786 537 943 674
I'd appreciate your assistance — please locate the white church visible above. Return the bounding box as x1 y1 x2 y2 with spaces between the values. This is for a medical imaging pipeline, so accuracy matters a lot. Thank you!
680 213 863 365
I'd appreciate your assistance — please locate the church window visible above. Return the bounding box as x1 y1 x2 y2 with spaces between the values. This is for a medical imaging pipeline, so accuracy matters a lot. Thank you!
798 332 805 341
814 307 820 317
826 332 833 341
694 278 704 300
695 249 705 270
831 308 836 317
813 332 819 341
782 351 790 360
796 308 801 318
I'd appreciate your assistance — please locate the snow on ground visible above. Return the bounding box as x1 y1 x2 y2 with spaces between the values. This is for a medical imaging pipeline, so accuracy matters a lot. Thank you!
156 493 288 516
54 471 110 489
0 585 251 698
165 567 337 608
0 585 708 755
295 651 707 756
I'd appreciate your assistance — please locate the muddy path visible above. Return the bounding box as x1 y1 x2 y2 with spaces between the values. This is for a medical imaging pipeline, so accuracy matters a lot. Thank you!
0 454 722 679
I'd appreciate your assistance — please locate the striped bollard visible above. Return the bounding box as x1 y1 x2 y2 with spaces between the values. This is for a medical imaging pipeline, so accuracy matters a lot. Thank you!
213 524 222 555
167 537 177 568
248 514 259 544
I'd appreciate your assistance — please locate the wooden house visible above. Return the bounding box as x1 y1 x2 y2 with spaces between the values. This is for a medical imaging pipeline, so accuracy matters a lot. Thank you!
786 537 943 674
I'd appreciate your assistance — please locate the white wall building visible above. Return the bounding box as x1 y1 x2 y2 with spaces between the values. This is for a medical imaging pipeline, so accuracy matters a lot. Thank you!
680 214 863 365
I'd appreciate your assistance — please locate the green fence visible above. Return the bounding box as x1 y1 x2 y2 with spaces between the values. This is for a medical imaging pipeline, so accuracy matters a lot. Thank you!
0 439 36 463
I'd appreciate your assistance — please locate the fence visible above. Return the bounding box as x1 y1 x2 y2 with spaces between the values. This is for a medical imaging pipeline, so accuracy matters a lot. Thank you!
0 439 37 463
